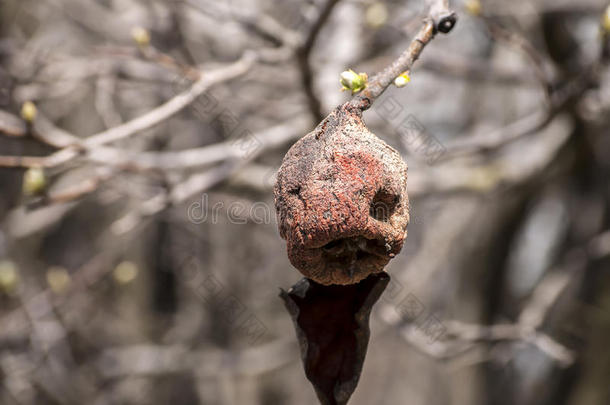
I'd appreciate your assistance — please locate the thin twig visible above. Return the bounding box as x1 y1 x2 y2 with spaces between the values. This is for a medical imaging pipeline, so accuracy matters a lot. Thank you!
349 0 457 111
297 0 342 122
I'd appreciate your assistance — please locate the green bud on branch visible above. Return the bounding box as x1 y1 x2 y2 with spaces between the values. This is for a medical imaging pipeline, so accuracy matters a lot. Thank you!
393 71 411 88
340 69 368 94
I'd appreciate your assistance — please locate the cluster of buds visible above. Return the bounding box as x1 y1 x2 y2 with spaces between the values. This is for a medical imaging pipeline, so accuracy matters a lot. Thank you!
340 69 368 94
341 69 411 93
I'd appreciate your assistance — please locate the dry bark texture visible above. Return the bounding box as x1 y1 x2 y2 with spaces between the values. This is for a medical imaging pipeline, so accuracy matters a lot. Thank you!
274 103 409 285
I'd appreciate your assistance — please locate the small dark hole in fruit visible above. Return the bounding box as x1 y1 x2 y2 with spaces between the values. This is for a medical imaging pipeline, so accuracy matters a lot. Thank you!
369 190 398 222
356 250 371 261
322 239 344 251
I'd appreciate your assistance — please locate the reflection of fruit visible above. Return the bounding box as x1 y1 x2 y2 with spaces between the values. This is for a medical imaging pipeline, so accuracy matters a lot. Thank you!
275 104 409 285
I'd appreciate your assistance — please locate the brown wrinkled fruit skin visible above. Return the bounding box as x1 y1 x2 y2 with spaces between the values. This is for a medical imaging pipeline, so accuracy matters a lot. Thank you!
274 103 410 285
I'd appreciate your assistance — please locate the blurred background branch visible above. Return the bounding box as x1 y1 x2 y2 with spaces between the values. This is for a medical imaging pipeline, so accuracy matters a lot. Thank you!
1 0 610 405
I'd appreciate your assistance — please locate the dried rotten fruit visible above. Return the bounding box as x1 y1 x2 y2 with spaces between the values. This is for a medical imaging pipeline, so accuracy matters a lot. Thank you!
274 103 409 285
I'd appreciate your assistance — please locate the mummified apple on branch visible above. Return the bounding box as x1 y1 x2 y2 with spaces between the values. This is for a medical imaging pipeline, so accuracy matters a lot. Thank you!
274 103 409 285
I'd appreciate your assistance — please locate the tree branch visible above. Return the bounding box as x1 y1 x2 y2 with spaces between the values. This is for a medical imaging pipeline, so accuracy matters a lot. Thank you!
0 52 259 169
